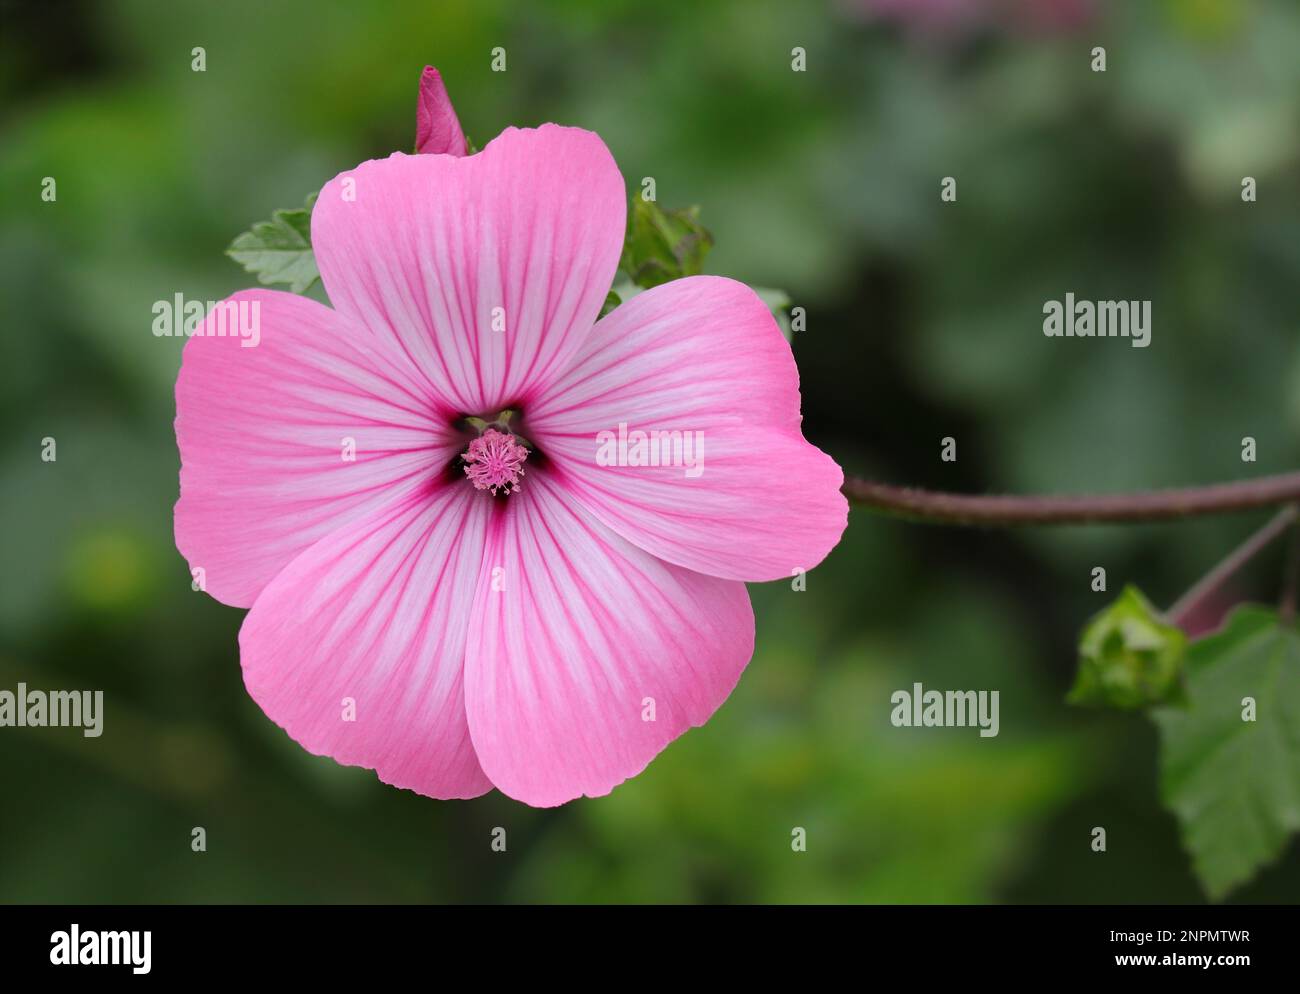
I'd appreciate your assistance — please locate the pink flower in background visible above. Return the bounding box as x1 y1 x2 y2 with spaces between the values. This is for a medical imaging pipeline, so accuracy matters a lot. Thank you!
174 68 846 806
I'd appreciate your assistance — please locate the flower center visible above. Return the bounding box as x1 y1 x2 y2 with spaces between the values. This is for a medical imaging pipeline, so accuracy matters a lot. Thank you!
462 428 529 495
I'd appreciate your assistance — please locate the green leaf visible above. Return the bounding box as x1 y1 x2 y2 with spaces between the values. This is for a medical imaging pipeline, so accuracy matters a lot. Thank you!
1153 605 1300 900
598 289 621 319
596 275 646 320
752 285 791 314
752 285 794 340
226 192 319 294
1068 585 1188 709
620 198 714 290
610 276 641 304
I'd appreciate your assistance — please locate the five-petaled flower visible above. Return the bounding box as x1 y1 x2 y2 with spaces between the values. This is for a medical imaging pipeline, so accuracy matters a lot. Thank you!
174 68 847 806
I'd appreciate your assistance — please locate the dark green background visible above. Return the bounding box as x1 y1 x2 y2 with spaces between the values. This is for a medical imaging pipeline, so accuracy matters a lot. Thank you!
2 0 1299 902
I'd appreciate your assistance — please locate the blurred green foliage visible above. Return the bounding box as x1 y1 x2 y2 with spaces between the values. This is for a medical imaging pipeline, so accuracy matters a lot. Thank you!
2 0 1300 903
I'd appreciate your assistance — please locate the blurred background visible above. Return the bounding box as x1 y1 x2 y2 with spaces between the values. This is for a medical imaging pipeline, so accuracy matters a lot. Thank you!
2 0 1299 903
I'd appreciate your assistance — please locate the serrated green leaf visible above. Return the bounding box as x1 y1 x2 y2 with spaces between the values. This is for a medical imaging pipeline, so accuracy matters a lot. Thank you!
1068 585 1188 709
620 198 714 290
226 192 319 294
1153 605 1300 900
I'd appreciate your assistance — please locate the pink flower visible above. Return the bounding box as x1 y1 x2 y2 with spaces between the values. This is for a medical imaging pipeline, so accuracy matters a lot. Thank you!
462 429 528 496
174 95 847 807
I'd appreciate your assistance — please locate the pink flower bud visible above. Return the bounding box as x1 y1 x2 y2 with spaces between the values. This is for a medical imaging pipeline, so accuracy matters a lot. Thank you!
415 65 467 156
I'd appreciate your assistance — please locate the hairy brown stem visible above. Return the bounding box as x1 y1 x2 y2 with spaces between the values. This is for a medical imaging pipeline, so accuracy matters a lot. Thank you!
1165 506 1298 627
842 471 1300 526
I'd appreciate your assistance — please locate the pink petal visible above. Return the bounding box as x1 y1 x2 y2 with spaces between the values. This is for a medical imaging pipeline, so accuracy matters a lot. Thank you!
526 276 848 582
174 289 456 607
239 482 492 799
312 125 626 416
415 66 467 157
465 470 754 807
